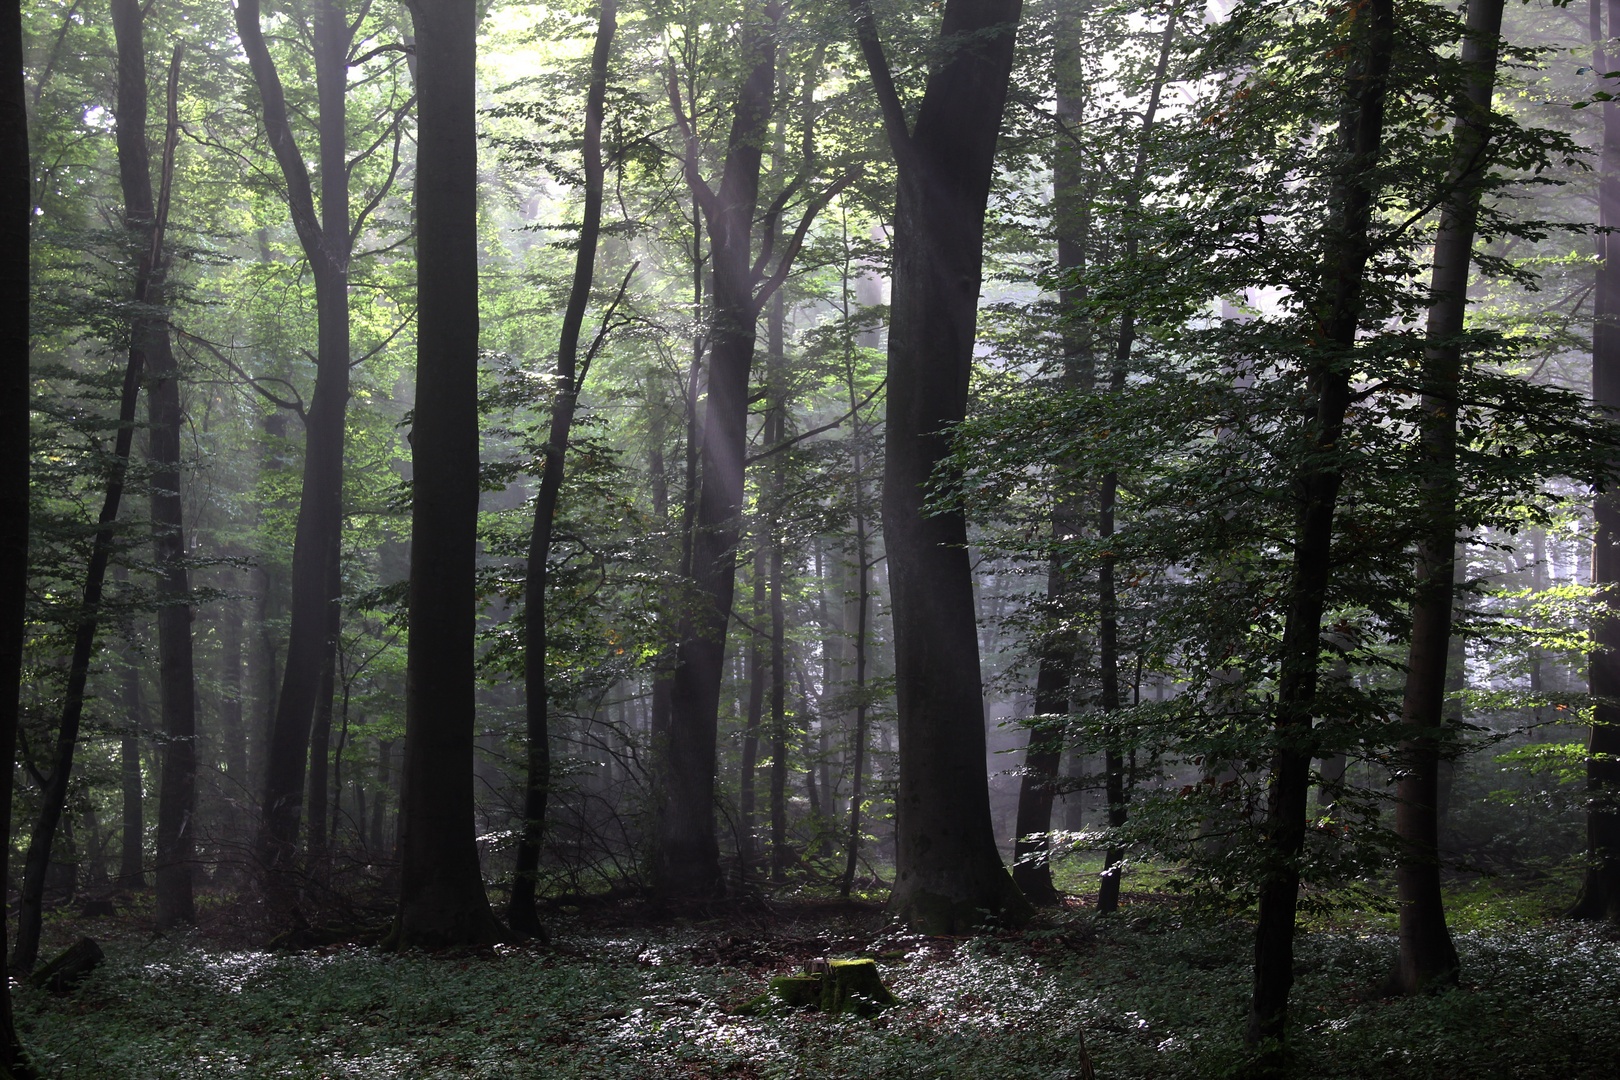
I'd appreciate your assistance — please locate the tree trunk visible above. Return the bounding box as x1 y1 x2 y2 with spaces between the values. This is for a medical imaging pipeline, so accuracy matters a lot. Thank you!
1247 0 1395 1047
1 0 34 1056
1575 0 1620 926
656 2 781 897
218 572 248 839
118 639 146 888
303 601 338 864
1391 0 1503 994
850 0 1030 933
234 0 353 869
146 57 197 921
740 540 767 878
507 0 617 937
15 3 181 972
391 0 505 948
1012 11 1087 910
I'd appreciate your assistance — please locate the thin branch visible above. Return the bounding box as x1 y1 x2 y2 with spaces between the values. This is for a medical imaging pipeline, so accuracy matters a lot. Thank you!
175 328 307 417
348 311 416 368
665 57 719 219
745 377 886 466
753 169 862 313
577 261 641 388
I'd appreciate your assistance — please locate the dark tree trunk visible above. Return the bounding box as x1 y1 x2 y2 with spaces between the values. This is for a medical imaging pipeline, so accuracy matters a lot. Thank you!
234 0 353 869
768 498 788 882
1392 0 1503 992
391 0 505 947
507 0 617 938
218 572 248 837
118 643 145 887
1 0 33 1057
739 540 767 877
656 1 782 898
1247 0 1395 1048
1575 0 1620 926
1012 13 1086 909
303 598 338 863
15 3 181 972
146 53 197 922
839 349 874 898
850 0 1030 933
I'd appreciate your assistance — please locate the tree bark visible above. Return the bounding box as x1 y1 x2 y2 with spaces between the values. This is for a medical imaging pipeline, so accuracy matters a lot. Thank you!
1 0 34 1058
1574 0 1620 925
15 2 181 971
740 539 767 877
840 345 874 898
234 0 353 869
507 0 617 937
1012 9 1087 909
145 45 196 926
656 1 781 897
850 0 1030 933
118 638 145 887
390 0 505 948
1392 0 1504 993
1247 0 1395 1048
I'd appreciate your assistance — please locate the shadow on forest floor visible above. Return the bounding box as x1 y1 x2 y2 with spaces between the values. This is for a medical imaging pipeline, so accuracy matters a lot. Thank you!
12 866 1620 1079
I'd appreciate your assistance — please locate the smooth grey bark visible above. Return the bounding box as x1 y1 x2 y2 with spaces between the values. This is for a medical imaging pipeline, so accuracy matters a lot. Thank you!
849 0 1031 933
390 0 505 947
1392 0 1504 992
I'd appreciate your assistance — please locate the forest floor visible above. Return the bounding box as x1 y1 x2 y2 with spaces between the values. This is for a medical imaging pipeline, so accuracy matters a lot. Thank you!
11 860 1620 1079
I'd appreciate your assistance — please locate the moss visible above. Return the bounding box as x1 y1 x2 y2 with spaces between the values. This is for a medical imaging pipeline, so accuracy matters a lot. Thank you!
818 959 896 1016
769 975 824 1008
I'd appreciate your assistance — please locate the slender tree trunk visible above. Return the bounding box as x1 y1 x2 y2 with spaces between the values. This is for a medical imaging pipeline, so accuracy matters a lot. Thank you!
218 572 248 840
1012 15 1087 908
1 0 33 1055
1575 0 1620 925
656 2 781 897
768 487 788 882
391 0 505 947
507 0 617 937
839 336 874 896
740 538 767 877
146 47 196 922
119 639 146 887
304 602 338 863
849 0 1029 933
15 4 181 971
1247 0 1395 1047
235 0 353 869
1392 0 1503 992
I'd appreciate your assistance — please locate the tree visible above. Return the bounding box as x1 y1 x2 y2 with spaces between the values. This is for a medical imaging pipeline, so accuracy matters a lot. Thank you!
849 0 1032 932
1574 0 1620 926
508 0 621 938
1248 0 1396 1048
1 0 35 1062
390 0 506 947
14 0 184 970
1391 0 1506 993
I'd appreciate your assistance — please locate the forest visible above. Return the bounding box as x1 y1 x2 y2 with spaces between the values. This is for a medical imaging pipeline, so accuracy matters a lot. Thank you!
6 0 1620 1075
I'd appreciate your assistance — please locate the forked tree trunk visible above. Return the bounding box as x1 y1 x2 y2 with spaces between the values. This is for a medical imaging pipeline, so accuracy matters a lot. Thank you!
390 0 506 948
506 0 618 937
850 0 1031 933
234 0 353 870
1575 0 1620 926
1247 0 1395 1048
2 0 34 1059
1392 0 1504 993
656 1 782 898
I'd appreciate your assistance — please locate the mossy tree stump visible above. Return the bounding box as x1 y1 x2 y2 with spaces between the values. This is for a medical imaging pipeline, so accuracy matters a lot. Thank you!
745 958 896 1017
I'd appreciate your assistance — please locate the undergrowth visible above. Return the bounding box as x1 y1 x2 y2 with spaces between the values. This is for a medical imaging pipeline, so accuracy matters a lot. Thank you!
13 873 1620 1079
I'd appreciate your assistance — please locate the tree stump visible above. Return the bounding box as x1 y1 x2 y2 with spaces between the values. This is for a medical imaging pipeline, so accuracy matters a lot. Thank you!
741 957 896 1016
30 937 104 993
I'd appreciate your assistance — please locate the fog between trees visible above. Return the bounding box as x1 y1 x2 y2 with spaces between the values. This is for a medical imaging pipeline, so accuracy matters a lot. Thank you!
7 0 1620 1073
